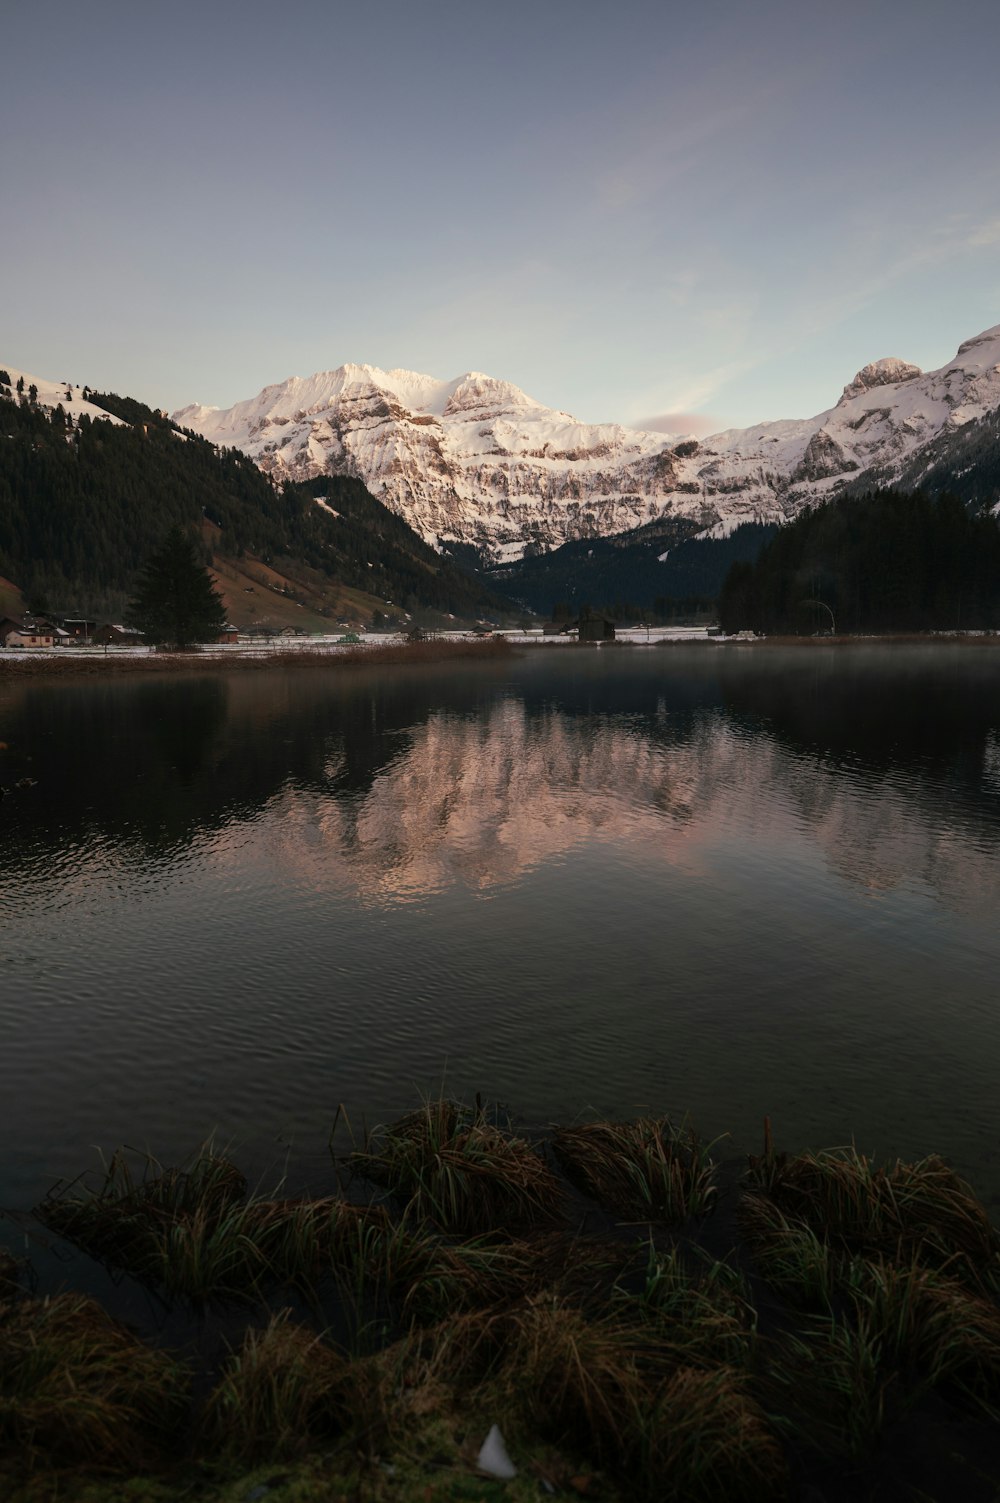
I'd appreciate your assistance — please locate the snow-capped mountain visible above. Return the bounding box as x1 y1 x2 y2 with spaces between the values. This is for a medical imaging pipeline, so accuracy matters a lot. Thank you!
172 326 1000 562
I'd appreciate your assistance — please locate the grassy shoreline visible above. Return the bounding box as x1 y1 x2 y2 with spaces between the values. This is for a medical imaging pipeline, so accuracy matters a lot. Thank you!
0 638 515 680
4 1099 1000 1502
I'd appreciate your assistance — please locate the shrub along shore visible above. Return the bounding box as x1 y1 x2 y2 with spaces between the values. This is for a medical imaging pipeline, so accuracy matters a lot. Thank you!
3 1099 1000 1502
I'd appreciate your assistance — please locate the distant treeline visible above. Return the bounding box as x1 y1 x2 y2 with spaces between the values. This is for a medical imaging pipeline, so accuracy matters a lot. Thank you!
0 392 504 619
490 521 777 616
550 596 717 624
719 490 1000 634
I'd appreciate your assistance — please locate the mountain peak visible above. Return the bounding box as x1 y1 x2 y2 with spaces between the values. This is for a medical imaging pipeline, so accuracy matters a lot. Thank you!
840 357 922 404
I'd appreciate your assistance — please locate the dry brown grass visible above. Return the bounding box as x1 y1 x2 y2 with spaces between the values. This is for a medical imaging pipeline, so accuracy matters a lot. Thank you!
200 1311 348 1462
638 1365 787 1502
0 1293 188 1472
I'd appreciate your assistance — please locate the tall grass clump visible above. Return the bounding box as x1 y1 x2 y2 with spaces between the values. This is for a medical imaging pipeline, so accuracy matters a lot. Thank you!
200 1311 347 1462
0 1294 188 1473
637 1366 787 1503
842 1254 1000 1418
35 1144 375 1303
615 1242 757 1368
739 1193 839 1308
501 1295 652 1460
348 1098 562 1235
747 1145 1000 1286
552 1116 718 1223
763 1312 899 1460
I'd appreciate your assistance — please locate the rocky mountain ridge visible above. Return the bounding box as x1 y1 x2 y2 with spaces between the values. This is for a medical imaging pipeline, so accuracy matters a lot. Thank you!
173 323 1000 565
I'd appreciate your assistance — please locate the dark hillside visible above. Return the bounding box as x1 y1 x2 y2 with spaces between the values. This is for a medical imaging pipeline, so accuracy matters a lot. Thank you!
719 489 1000 634
489 519 776 616
0 393 506 622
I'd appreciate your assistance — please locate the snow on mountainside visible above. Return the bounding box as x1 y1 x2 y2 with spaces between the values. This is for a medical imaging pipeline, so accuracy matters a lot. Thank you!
172 324 1000 564
0 367 124 425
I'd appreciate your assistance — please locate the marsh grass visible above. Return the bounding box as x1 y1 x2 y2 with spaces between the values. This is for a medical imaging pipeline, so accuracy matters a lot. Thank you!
348 1098 562 1236
637 1365 787 1503
551 1116 719 1223
500 1295 652 1459
615 1242 757 1368
35 1145 378 1304
0 1293 188 1472
843 1255 1000 1418
14 1116 1000 1498
200 1311 347 1462
764 1312 898 1460
746 1145 999 1286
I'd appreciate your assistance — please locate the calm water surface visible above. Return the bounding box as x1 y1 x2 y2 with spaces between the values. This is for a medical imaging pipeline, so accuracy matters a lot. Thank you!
2 645 1000 1221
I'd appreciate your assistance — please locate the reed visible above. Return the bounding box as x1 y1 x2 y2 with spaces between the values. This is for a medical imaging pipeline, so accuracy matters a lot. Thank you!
0 1293 188 1472
348 1097 563 1236
551 1116 719 1223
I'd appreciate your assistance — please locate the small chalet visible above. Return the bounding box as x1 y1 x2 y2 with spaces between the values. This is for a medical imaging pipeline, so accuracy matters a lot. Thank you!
217 625 240 644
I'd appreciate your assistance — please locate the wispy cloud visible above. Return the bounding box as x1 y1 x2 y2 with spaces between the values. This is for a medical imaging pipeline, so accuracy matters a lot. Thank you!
630 411 721 437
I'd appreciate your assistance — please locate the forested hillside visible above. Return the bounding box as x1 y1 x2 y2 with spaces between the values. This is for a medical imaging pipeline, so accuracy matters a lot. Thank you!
488 520 777 617
719 490 1000 634
0 391 506 621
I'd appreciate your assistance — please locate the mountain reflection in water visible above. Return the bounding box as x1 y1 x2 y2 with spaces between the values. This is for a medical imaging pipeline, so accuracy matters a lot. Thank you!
2 647 1000 1213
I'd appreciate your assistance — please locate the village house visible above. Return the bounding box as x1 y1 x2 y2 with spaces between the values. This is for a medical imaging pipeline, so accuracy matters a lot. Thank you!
0 617 57 649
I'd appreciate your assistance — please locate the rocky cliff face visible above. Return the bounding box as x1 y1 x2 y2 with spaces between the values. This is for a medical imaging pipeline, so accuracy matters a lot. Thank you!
173 326 1000 562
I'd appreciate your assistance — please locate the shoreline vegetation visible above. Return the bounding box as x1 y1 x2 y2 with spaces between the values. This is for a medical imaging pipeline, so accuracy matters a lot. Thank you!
3 1099 1000 1502
3 631 1000 682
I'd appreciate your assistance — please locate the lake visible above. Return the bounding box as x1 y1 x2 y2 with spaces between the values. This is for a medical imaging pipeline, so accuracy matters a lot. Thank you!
2 643 1000 1227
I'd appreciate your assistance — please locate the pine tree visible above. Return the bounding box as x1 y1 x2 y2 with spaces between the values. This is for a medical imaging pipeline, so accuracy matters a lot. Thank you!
127 527 227 648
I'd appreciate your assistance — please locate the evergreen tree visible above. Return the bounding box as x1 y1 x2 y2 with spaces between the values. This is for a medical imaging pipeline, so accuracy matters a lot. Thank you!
128 527 227 647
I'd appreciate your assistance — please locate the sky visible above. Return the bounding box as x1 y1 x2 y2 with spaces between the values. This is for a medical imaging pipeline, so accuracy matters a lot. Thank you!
3 0 1000 433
